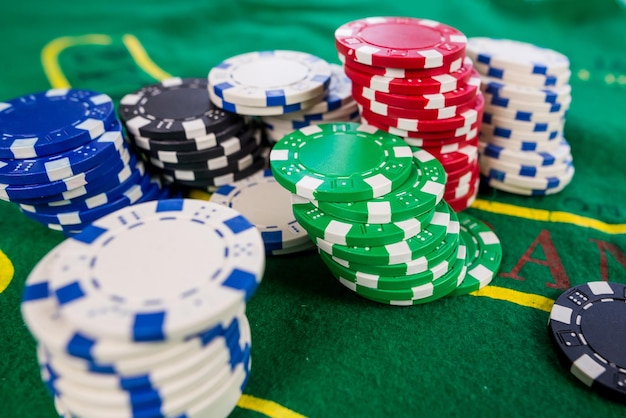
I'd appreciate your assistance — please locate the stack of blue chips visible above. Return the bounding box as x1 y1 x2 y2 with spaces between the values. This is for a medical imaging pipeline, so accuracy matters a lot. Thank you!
0 88 171 235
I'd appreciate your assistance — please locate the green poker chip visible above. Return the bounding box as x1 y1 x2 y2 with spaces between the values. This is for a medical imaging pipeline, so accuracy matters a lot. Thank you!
449 212 502 296
324 208 460 277
312 147 446 223
269 122 413 202
315 200 451 266
320 236 460 291
338 244 467 305
292 195 436 247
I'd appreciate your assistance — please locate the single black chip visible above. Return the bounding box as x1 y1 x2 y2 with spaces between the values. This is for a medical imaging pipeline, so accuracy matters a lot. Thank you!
548 281 626 404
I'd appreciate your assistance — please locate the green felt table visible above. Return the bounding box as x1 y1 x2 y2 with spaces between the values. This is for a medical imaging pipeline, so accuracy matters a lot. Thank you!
1 1 626 417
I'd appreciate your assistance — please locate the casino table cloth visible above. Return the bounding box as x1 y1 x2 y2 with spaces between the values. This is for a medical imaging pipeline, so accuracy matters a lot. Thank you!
1 0 626 417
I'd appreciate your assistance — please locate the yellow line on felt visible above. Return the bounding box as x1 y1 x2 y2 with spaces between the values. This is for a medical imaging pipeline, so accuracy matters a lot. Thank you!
0 250 15 294
237 395 307 418
41 35 112 88
470 285 554 313
472 199 626 235
122 34 173 81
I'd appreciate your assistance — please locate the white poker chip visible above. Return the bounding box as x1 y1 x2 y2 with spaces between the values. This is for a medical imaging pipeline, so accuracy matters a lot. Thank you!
208 50 332 107
209 169 310 252
467 37 570 76
46 198 265 343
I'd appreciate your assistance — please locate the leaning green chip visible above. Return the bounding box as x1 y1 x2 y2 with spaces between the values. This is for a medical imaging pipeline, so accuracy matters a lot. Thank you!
292 195 435 247
315 200 451 266
320 236 460 291
449 212 502 296
269 122 413 202
337 244 467 305
324 207 460 277
313 147 446 223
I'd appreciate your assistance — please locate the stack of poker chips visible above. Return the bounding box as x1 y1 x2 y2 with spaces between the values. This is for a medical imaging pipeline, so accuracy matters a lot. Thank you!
209 169 315 256
467 37 575 195
260 64 360 142
22 199 264 418
0 89 164 236
120 77 269 192
334 16 484 212
270 122 503 305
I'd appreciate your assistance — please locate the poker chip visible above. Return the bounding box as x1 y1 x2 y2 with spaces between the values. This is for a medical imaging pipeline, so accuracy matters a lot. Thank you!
340 53 473 80
344 62 473 95
208 50 332 107
270 123 413 202
471 37 575 196
313 147 446 224
336 243 467 305
293 194 436 247
128 119 246 153
335 18 480 213
467 38 570 76
209 169 312 254
209 89 325 116
448 212 502 296
334 17 467 69
0 89 117 159
548 281 626 403
315 200 451 266
119 78 268 192
356 72 481 110
21 198 261 418
119 77 240 141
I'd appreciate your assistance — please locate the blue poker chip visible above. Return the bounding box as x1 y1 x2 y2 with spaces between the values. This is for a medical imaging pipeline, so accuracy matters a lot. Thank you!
481 122 561 141
0 123 124 185
208 88 325 116
20 171 157 228
47 198 264 343
478 139 572 167
483 92 569 113
12 153 136 206
19 161 147 214
293 63 353 115
0 145 132 202
0 89 117 159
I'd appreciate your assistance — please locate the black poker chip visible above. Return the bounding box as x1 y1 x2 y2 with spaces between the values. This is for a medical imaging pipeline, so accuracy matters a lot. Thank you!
548 281 626 403
118 77 241 140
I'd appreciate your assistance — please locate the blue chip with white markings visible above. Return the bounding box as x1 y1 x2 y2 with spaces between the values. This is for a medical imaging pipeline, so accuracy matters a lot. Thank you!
0 145 132 202
0 89 116 159
47 199 265 343
0 123 124 185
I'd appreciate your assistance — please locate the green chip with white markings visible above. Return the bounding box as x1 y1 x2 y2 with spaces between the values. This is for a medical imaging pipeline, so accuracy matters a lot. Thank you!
315 200 451 266
269 122 413 202
320 235 460 291
326 211 460 277
312 147 446 223
292 195 435 247
449 212 502 296
336 243 467 305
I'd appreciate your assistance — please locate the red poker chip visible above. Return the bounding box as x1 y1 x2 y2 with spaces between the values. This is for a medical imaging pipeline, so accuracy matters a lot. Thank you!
429 144 478 172
344 63 473 95
359 93 483 132
406 134 479 154
352 87 478 120
352 72 480 110
339 52 471 79
334 17 467 69
445 165 479 189
445 161 477 185
447 178 479 212
363 116 480 141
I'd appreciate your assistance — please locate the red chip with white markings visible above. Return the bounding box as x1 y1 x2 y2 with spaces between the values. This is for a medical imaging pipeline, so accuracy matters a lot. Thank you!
334 17 467 69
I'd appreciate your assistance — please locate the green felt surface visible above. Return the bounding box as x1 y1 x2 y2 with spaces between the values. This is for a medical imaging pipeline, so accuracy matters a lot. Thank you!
1 1 626 417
